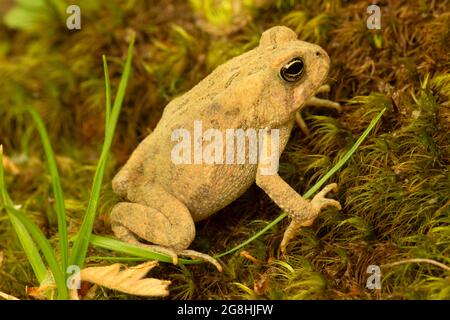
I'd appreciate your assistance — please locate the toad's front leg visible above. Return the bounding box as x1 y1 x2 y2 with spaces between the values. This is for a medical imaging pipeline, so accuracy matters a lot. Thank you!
256 131 341 254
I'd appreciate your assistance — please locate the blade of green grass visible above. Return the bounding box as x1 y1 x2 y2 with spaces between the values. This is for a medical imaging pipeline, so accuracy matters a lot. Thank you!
5 205 68 299
0 146 48 284
90 236 171 263
69 35 135 269
28 109 68 274
3 216 49 283
88 235 194 264
103 55 111 131
302 108 386 199
88 256 151 262
87 234 204 264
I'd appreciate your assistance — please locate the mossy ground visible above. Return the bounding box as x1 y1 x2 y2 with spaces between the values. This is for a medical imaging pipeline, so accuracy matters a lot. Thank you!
0 0 449 299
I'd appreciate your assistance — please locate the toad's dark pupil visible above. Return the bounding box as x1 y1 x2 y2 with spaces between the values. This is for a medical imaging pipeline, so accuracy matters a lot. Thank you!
280 58 304 82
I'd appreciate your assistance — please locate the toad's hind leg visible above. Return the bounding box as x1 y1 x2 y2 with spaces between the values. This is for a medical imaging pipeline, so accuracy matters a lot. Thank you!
110 188 222 271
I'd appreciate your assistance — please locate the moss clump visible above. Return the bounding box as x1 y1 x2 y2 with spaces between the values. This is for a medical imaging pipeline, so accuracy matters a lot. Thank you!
0 0 449 299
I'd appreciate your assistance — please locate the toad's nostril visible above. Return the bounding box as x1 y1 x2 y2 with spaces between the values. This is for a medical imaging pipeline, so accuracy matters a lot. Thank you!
315 51 321 57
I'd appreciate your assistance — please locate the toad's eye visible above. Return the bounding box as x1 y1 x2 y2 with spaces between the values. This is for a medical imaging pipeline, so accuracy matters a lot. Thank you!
280 57 304 82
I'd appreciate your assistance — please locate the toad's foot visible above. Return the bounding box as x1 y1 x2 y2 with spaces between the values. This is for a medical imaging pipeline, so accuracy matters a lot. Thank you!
179 249 223 272
279 183 341 254
296 85 341 135
141 245 222 272
136 243 222 272
112 223 222 271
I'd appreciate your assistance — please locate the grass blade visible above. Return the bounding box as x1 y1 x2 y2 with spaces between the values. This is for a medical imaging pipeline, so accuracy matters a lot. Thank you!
88 235 196 264
89 235 193 264
106 38 135 138
69 35 135 268
5 205 68 299
28 109 68 274
103 54 111 131
0 146 48 284
302 107 386 199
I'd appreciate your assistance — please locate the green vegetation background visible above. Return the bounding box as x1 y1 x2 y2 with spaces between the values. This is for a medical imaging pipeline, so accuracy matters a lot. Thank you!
0 0 449 299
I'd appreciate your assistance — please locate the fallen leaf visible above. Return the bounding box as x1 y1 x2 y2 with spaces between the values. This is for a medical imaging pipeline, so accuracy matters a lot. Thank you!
0 291 19 300
76 261 170 298
0 251 3 269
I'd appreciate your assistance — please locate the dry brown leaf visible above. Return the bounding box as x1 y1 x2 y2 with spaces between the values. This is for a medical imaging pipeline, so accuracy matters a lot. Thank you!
78 261 170 297
0 291 19 300
0 251 3 269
